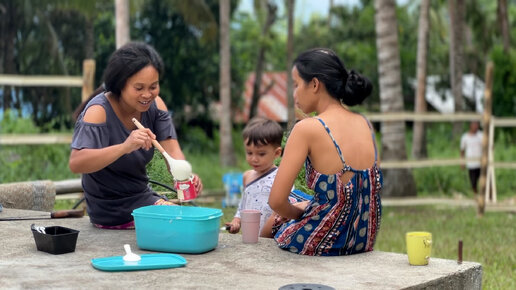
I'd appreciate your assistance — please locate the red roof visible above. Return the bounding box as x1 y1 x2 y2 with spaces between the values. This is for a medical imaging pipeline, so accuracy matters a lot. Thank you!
235 72 289 123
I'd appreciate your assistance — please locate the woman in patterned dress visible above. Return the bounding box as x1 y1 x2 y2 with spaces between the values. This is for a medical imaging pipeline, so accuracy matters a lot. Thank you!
266 48 383 256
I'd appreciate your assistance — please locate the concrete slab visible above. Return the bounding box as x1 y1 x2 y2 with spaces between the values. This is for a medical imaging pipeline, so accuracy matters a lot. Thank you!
0 208 482 289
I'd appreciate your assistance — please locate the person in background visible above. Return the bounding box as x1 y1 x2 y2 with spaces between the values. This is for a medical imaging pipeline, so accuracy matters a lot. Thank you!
69 42 202 229
225 116 311 237
264 48 382 256
460 121 483 195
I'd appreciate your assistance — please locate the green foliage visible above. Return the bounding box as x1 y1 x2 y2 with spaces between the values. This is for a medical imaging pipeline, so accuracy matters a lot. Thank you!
491 46 516 118
0 110 39 133
132 0 241 126
376 206 515 290
0 144 78 184
292 2 419 111
1 1 96 129
179 125 218 153
91 5 116 93
2 115 514 199
0 111 77 183
407 123 516 197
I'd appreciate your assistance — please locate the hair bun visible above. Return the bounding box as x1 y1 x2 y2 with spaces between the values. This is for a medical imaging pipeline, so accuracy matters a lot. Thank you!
343 70 372 106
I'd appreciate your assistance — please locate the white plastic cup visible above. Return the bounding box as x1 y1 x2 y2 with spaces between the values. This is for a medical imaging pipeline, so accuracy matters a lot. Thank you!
240 209 261 244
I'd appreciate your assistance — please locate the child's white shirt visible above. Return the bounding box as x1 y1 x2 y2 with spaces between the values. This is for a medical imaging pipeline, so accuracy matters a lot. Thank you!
235 167 278 233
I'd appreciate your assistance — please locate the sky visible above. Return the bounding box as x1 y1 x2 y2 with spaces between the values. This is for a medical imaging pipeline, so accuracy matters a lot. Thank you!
237 0 362 23
237 0 410 23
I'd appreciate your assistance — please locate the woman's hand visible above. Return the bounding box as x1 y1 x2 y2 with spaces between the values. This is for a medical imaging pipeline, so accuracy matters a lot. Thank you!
192 174 203 195
123 128 156 153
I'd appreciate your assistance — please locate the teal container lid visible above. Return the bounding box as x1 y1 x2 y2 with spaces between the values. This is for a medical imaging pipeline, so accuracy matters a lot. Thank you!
132 205 222 221
91 253 187 272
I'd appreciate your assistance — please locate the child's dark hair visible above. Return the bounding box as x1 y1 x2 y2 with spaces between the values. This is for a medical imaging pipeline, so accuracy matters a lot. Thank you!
242 117 283 148
293 48 372 106
73 42 164 120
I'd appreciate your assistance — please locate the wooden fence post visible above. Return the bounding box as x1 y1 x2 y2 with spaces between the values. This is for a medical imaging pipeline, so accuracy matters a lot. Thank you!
82 59 96 102
485 119 497 203
478 61 494 217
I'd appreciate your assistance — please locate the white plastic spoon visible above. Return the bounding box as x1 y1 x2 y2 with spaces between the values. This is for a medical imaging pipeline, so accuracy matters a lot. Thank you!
123 244 141 262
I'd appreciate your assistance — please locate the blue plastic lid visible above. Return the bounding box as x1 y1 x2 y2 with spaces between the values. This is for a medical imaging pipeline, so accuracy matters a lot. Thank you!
132 205 222 221
91 253 187 272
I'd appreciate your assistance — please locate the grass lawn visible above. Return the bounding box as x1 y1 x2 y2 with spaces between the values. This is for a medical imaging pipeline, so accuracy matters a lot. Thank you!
375 205 515 290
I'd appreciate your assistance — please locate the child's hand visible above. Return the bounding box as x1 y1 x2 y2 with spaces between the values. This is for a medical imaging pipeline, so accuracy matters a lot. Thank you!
293 200 310 211
225 218 241 234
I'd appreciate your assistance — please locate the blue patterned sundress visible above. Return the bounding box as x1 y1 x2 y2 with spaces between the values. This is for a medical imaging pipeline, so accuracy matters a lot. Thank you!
274 117 383 256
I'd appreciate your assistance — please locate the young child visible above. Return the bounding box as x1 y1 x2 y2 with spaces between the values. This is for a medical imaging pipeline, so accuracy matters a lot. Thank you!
226 117 309 236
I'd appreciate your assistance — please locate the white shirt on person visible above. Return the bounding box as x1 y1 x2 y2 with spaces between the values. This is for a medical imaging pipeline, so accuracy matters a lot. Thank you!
460 131 483 169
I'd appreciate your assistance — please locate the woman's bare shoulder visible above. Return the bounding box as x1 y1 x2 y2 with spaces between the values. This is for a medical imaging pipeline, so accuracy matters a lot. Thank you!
155 96 168 111
291 117 322 134
83 105 106 124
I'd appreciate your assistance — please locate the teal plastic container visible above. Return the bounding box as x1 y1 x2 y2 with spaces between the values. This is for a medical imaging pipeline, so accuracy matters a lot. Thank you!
132 205 223 254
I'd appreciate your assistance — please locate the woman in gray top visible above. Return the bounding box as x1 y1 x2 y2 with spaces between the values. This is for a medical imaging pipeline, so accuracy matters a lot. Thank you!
69 42 203 229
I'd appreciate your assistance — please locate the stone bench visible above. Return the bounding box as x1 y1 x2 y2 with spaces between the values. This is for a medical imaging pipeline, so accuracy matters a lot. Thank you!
0 208 482 289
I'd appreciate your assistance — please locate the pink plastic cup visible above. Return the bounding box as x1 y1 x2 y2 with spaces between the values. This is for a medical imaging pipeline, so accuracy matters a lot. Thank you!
174 177 197 201
240 209 261 244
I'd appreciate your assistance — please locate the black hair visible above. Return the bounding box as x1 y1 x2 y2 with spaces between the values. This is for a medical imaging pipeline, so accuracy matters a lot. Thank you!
242 116 284 148
73 42 164 120
293 48 372 106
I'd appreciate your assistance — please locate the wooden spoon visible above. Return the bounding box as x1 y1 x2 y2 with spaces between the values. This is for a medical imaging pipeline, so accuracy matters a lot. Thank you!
131 118 192 180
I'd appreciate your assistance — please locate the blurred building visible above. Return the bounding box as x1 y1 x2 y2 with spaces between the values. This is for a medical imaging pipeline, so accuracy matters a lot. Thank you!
411 74 485 113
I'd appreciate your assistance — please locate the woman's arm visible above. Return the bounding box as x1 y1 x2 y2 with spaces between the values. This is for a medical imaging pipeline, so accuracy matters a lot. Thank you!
69 105 155 174
268 120 311 220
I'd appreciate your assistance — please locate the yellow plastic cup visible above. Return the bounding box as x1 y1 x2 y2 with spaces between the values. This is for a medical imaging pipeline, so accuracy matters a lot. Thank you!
406 232 432 266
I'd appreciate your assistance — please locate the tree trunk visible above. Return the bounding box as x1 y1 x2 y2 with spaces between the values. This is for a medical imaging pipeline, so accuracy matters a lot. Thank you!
0 1 5 74
219 0 236 167
2 0 18 111
249 1 277 120
449 0 464 138
85 18 95 59
412 0 430 159
286 0 295 131
374 0 416 197
45 17 73 120
497 0 510 53
328 0 334 28
115 0 130 48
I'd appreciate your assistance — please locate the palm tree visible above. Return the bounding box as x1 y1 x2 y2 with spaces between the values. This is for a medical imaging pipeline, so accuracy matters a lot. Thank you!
286 0 295 130
0 0 19 111
249 0 277 120
219 0 236 167
115 0 130 48
497 0 510 53
412 0 430 159
374 0 416 196
449 0 465 137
